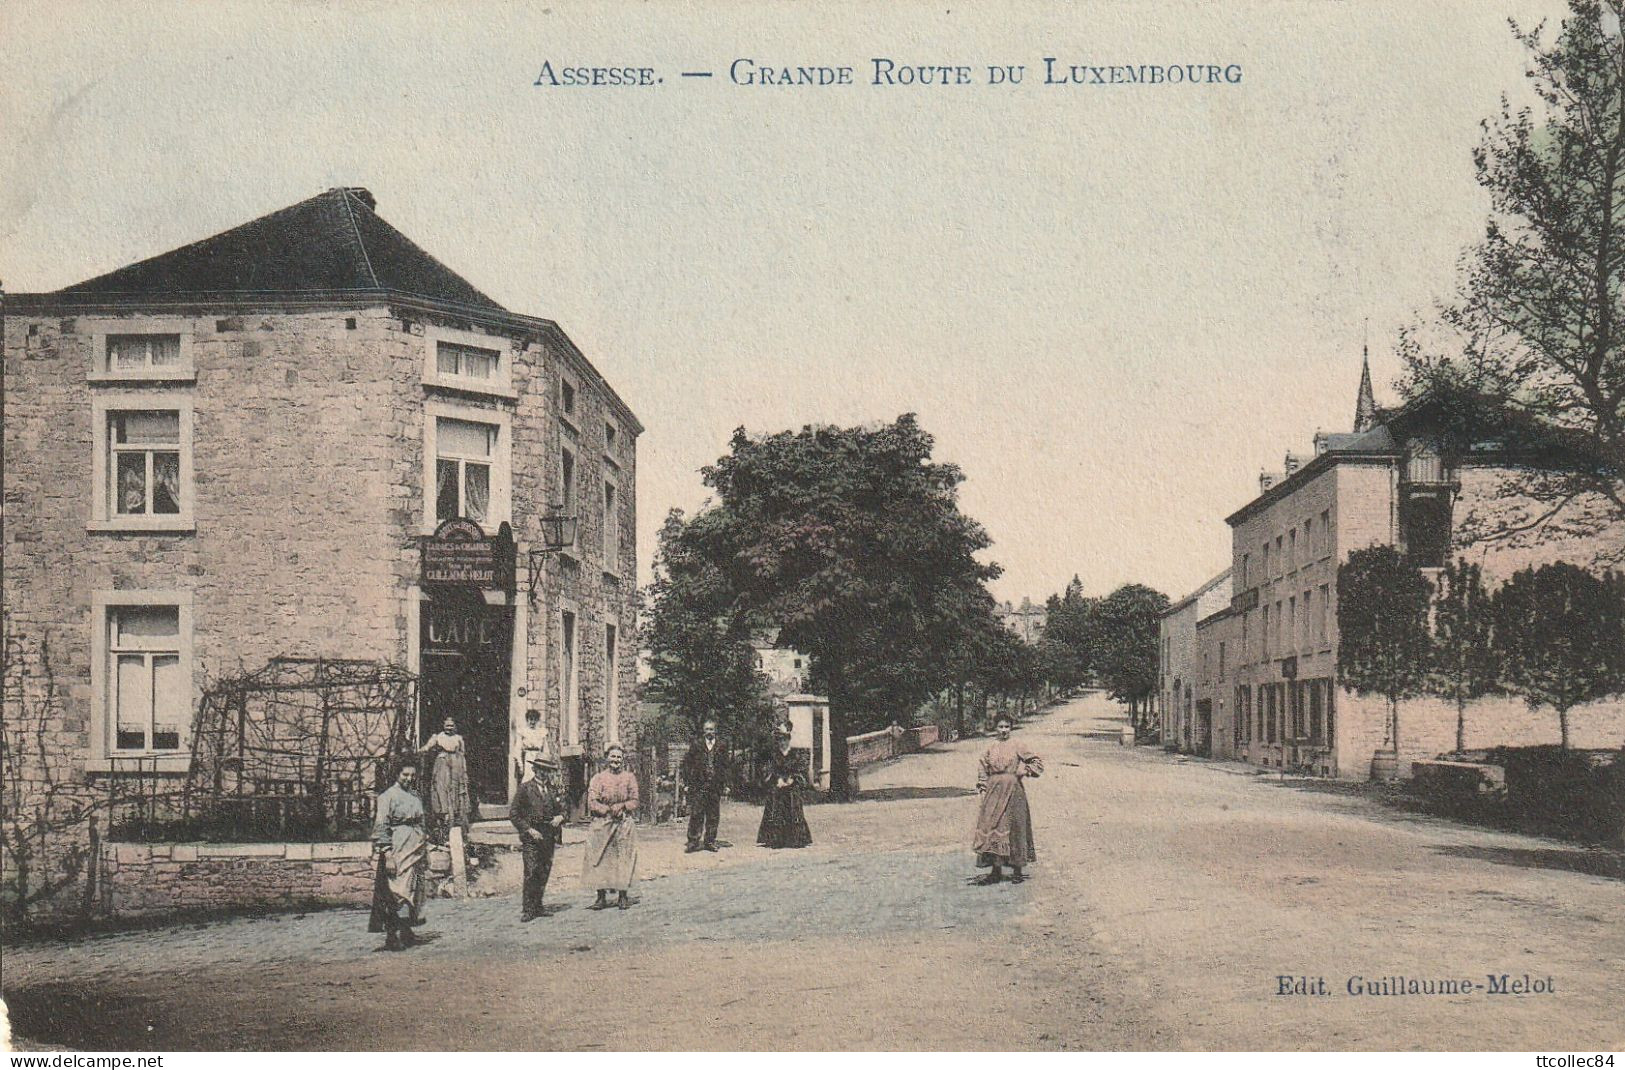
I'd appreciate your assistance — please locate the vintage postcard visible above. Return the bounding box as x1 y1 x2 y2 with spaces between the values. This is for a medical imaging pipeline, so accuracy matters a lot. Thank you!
2 0 1623 1057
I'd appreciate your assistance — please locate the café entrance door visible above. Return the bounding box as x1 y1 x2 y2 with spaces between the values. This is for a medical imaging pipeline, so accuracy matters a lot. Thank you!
419 596 513 805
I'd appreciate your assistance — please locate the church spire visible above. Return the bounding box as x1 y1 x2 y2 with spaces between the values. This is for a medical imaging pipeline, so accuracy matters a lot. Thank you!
1354 342 1377 432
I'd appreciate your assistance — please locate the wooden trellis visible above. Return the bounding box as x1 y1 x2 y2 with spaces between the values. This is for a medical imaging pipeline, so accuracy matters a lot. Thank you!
179 657 417 840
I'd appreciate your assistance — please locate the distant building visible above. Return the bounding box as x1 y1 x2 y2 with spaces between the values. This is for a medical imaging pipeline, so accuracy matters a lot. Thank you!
1157 570 1232 754
752 631 810 695
1179 352 1625 778
995 597 1046 644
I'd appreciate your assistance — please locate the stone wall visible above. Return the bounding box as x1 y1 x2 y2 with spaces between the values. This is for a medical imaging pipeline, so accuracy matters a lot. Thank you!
97 841 374 919
1333 691 1625 779
846 724 939 767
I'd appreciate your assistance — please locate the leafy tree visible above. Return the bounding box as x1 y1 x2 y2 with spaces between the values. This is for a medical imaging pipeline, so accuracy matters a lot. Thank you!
687 415 1000 799
1092 583 1170 731
641 509 778 756
1430 558 1498 753
1040 575 1097 692
1336 546 1434 758
1400 0 1625 559
1494 562 1625 748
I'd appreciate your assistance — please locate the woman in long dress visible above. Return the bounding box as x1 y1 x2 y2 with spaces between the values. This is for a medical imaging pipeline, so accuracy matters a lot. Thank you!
971 714 1042 884
757 722 812 849
369 761 427 950
422 717 473 843
583 743 639 910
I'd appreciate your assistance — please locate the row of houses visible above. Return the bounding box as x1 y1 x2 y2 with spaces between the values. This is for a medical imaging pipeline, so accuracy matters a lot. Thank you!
1157 355 1625 779
3 189 641 867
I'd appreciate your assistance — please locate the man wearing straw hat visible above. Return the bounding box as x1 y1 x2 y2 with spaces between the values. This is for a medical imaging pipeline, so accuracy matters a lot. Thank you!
510 752 567 922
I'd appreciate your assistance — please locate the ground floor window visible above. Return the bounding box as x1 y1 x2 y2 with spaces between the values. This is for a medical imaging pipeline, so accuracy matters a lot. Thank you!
93 591 193 761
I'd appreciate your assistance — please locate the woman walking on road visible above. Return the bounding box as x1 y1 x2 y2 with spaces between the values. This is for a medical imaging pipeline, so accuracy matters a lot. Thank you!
583 743 639 910
757 721 812 849
971 715 1042 884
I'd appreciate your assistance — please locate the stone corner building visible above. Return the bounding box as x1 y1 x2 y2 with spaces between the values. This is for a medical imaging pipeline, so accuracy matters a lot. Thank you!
3 188 640 914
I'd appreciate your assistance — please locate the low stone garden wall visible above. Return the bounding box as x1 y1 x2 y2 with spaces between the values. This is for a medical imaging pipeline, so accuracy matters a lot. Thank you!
847 723 940 766
98 841 374 919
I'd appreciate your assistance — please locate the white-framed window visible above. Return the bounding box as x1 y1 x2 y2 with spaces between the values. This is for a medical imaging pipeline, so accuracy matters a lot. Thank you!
602 477 620 573
422 326 514 397
89 590 193 770
87 320 195 383
423 401 510 534
89 396 195 532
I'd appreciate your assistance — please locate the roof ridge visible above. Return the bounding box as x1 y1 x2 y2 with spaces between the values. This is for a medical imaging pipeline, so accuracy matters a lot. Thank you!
337 189 380 288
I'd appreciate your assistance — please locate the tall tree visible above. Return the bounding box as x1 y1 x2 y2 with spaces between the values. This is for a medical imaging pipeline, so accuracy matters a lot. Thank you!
1430 558 1499 753
1041 575 1097 691
642 509 778 756
1400 0 1625 560
1092 583 1170 730
1494 562 1625 748
689 415 1000 799
1336 546 1434 759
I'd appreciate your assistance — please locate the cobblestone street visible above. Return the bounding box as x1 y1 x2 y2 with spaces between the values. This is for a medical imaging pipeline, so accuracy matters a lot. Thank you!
5 691 1624 1051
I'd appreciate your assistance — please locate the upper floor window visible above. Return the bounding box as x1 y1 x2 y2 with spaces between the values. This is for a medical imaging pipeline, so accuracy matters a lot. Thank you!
110 334 181 371
436 418 496 525
603 479 621 572
90 397 195 532
437 341 499 381
560 446 577 515
561 378 577 418
423 327 513 397
1319 509 1330 556
424 401 510 534
89 322 195 382
605 421 618 452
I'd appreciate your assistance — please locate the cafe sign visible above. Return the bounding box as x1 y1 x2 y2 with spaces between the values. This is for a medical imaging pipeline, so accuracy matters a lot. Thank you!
420 518 515 590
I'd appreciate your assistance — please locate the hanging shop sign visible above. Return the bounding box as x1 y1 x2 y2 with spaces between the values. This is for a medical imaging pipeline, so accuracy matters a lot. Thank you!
420 518 516 590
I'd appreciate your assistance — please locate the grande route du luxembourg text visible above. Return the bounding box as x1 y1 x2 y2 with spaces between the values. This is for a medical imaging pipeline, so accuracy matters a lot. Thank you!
533 58 1244 88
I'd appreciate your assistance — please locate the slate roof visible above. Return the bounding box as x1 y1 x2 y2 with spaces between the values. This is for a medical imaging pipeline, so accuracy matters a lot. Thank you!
56 188 505 312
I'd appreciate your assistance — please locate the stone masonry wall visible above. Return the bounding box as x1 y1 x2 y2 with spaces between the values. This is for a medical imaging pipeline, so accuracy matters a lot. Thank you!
3 307 405 915
98 841 374 919
1333 691 1625 779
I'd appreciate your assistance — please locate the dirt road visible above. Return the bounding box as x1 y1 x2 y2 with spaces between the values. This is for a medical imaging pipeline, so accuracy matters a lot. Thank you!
5 691 1623 1050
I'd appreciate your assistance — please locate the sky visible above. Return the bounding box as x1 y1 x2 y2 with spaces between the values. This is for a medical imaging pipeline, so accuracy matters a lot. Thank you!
0 0 1573 604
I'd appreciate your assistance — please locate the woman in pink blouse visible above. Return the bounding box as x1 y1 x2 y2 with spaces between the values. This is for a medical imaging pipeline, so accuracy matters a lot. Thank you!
583 743 639 910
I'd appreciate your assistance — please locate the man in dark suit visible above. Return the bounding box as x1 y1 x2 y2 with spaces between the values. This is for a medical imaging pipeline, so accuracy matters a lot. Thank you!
681 719 729 852
510 753 566 922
